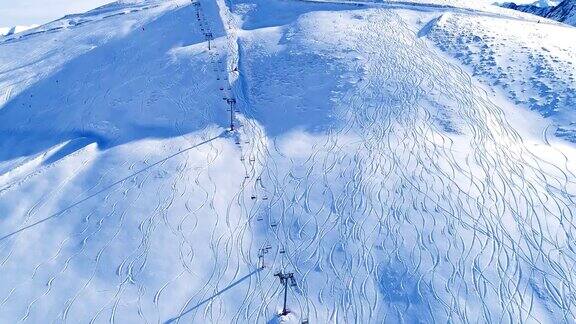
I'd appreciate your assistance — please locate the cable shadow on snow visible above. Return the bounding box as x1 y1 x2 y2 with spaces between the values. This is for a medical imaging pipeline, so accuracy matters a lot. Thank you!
164 268 263 324
0 132 225 242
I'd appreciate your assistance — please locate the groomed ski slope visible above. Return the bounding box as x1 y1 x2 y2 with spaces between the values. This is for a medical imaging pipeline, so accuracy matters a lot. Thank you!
0 0 575 323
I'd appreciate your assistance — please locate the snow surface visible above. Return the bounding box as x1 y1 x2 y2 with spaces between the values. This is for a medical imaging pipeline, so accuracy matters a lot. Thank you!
0 0 576 323
424 11 576 141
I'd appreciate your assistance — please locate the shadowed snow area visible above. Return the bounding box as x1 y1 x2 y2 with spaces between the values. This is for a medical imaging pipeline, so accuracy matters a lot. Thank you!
1 0 576 323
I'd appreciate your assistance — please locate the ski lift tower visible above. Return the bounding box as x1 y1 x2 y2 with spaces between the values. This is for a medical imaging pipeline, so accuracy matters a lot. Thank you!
227 98 236 131
205 32 213 50
274 271 296 316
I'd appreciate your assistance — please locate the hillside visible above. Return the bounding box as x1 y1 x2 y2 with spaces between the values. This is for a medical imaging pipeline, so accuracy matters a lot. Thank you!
0 0 576 323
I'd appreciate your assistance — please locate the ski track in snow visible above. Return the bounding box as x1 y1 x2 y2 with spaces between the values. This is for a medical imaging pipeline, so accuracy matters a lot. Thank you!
0 0 575 323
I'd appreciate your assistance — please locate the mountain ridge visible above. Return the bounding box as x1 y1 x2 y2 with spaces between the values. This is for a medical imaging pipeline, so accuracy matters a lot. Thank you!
501 0 576 25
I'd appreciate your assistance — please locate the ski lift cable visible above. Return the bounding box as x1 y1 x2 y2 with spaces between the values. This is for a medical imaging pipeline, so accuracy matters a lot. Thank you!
0 132 225 242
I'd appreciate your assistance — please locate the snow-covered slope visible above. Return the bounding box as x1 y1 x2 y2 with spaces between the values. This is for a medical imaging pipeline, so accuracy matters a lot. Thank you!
424 11 576 141
0 0 576 323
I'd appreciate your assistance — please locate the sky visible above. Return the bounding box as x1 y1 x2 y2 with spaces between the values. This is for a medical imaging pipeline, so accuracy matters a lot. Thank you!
0 0 112 26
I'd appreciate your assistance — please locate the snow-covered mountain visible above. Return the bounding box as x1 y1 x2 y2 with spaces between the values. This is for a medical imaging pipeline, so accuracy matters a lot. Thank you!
502 0 576 25
531 0 562 7
0 0 575 323
548 0 576 24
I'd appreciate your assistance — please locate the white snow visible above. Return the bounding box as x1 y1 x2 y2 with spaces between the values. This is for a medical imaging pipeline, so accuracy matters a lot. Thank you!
424 10 576 141
0 0 575 323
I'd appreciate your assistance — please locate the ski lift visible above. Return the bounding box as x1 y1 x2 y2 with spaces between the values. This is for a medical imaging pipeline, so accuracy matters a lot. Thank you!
289 277 297 287
258 255 266 269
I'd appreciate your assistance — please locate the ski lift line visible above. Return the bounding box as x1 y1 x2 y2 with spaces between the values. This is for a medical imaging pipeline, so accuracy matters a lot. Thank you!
0 133 225 242
206 0 311 318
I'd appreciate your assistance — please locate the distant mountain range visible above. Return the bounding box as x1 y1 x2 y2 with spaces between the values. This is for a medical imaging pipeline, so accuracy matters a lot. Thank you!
501 0 576 26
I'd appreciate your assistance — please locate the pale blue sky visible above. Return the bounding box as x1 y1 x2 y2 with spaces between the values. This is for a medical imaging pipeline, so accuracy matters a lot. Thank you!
0 0 112 26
